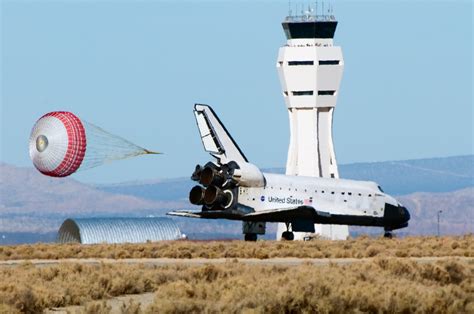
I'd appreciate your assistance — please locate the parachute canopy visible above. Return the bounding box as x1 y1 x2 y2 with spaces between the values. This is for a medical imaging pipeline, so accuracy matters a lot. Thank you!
29 111 159 177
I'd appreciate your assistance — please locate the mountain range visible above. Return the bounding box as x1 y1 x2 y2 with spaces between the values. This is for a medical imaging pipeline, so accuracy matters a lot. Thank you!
0 155 472 243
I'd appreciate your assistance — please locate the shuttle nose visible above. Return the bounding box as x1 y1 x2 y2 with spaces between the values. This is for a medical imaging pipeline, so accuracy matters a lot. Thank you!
383 203 410 229
401 206 410 223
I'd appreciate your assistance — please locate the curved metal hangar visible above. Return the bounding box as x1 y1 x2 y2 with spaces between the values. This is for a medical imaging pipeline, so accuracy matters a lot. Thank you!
57 217 182 244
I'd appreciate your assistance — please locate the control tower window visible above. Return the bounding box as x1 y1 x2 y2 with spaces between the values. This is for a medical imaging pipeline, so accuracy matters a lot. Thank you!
319 60 340 65
288 61 314 66
292 91 313 96
282 21 338 39
318 90 336 96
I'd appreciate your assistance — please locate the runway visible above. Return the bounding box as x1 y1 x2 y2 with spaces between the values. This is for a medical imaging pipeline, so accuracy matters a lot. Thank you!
1 256 471 268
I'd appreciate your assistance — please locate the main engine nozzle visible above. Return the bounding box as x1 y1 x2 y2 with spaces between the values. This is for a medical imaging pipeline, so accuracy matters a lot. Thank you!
200 166 226 187
204 185 233 208
189 185 206 205
191 164 203 182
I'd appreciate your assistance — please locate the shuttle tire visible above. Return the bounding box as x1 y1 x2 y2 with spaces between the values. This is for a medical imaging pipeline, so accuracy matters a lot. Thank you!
282 231 294 241
244 233 257 242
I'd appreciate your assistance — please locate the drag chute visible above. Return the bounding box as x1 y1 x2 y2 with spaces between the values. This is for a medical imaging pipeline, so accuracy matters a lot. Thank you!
29 111 159 177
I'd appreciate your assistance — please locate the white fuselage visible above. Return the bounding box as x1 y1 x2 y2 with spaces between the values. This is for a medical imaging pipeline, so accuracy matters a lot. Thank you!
169 104 410 238
238 173 398 219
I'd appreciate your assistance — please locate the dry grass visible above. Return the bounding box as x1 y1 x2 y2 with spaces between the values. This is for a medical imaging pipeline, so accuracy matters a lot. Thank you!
0 258 472 313
0 262 155 313
0 235 472 261
146 259 474 314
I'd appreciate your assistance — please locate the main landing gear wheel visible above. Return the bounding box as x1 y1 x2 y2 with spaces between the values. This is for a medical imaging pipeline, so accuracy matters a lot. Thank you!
384 231 393 239
281 231 294 241
244 233 257 242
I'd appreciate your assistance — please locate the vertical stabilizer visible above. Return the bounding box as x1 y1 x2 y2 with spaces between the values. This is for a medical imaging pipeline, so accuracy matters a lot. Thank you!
194 104 248 165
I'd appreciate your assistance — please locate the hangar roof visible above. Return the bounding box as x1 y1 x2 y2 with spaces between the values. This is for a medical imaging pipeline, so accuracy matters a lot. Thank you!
57 217 182 244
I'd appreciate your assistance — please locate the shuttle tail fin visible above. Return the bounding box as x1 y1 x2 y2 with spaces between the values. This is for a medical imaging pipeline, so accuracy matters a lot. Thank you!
194 104 248 164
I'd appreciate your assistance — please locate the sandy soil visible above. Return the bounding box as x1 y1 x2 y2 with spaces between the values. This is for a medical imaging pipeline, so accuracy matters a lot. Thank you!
44 293 155 314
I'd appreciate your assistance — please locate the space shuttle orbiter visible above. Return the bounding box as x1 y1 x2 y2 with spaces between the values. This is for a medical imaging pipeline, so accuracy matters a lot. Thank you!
167 104 410 241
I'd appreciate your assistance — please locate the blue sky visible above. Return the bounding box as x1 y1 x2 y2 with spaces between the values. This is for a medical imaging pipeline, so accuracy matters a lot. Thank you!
1 0 472 183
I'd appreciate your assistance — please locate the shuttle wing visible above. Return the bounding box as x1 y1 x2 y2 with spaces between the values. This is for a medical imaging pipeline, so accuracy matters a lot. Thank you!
243 206 317 222
167 209 244 220
166 210 203 218
167 200 348 234
168 205 333 223
167 206 318 221
194 104 248 164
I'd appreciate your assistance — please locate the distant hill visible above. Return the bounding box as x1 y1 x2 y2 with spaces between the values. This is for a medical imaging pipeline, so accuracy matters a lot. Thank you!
339 155 473 195
0 163 187 234
97 177 195 202
399 188 473 235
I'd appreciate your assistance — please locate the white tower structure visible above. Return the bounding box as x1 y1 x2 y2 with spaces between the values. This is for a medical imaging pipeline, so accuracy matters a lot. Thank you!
276 10 349 240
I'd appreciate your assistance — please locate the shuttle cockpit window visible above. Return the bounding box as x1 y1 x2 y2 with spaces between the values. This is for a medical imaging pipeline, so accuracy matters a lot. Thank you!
378 186 384 193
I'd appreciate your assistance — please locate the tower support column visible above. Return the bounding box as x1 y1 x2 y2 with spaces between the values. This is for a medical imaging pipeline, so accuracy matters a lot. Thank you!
276 14 349 240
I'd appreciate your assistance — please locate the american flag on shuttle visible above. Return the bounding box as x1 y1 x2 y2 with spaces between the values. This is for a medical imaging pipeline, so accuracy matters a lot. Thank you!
304 197 313 205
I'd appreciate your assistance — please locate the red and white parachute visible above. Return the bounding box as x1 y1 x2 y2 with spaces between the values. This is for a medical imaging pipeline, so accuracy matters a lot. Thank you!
29 111 159 177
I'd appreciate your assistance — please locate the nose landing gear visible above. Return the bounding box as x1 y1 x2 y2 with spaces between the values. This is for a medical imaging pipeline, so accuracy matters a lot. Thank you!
383 228 393 239
244 233 258 241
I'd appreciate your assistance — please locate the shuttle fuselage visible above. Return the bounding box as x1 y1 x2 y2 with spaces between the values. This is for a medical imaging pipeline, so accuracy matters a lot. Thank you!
168 105 410 240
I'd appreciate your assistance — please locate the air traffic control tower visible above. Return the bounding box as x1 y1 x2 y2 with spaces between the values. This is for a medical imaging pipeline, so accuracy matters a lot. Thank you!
276 10 349 240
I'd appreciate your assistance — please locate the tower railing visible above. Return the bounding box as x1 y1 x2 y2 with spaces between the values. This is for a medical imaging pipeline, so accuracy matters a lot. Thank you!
285 14 336 22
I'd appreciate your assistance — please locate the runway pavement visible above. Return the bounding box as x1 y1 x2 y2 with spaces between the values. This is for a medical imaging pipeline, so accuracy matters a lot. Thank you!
1 256 472 268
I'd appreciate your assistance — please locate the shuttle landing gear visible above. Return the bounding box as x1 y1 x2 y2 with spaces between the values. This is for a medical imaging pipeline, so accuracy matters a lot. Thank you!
242 222 265 242
383 229 393 239
281 223 294 241
282 231 294 241
244 233 257 241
